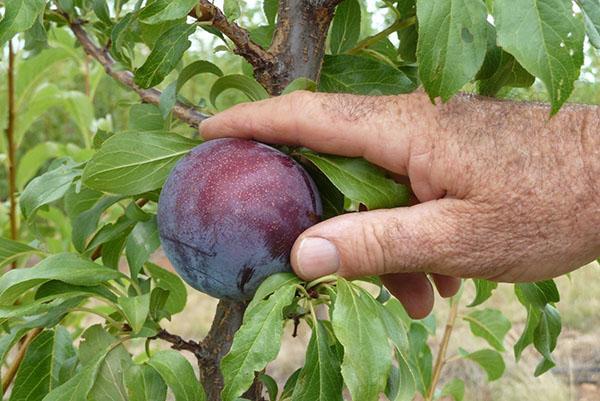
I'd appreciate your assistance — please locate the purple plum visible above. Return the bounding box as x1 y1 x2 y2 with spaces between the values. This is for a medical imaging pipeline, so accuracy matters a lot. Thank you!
157 138 322 300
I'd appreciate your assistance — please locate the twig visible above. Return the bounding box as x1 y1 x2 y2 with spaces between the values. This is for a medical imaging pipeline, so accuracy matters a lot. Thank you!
1 328 42 394
347 16 417 55
151 328 208 359
6 40 18 269
190 1 273 73
426 294 461 401
68 21 209 128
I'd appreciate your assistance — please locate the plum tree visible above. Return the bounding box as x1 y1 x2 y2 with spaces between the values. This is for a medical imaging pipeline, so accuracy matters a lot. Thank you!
158 138 322 300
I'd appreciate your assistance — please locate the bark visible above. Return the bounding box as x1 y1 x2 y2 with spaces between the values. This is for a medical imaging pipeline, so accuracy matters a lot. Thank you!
198 300 248 401
264 0 343 94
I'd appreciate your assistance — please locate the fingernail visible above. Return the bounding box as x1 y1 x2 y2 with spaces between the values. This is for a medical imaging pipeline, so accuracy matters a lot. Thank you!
296 237 340 279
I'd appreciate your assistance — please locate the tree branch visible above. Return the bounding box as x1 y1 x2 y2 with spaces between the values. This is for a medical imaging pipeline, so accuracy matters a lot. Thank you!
1 328 42 394
6 39 18 269
265 0 342 94
198 299 248 401
151 328 208 359
68 21 209 128
426 294 461 401
190 1 273 75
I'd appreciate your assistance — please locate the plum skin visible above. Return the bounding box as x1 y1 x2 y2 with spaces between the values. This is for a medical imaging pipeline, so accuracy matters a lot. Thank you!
157 138 322 301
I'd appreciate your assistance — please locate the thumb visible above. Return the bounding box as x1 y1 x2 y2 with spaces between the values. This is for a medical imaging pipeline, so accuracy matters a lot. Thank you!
291 199 475 280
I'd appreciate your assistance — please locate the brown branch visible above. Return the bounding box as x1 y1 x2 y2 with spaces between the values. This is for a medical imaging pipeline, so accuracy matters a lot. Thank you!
151 328 208 359
198 299 249 401
68 21 209 128
426 296 460 401
6 40 18 269
1 328 42 394
265 0 341 94
190 1 273 75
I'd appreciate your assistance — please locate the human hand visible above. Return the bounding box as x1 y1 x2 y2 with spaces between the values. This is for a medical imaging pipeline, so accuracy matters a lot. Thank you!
200 91 600 318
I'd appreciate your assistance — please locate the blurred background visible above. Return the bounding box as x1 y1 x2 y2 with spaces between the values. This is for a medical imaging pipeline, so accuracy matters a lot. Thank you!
1 1 599 400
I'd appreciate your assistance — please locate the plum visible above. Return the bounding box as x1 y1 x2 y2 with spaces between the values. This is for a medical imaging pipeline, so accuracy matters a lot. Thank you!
157 138 322 300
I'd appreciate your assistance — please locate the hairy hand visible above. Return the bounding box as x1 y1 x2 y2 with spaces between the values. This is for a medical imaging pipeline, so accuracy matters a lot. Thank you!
200 91 600 318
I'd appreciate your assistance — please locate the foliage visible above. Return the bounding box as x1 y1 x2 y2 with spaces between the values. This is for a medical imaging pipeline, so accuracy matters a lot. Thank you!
0 1 597 401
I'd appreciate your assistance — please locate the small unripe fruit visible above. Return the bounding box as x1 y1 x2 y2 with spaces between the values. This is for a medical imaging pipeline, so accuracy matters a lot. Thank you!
157 138 322 300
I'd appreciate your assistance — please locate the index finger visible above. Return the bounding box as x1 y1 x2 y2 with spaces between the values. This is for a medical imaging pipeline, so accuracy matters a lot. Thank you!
199 91 430 175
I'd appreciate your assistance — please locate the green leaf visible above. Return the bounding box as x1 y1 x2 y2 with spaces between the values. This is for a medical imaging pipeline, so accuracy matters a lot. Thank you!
160 60 223 117
258 374 278 401
320 55 416 95
533 304 561 376
23 17 48 56
75 325 133 401
92 0 112 25
82 131 199 196
134 24 196 88
118 293 151 334
0 237 43 269
440 378 464 401
147 350 206 401
139 0 198 24
514 303 541 361
378 301 409 352
416 0 487 101
300 151 409 210
0 0 46 46
577 0 600 48
71 195 124 252
406 323 432 395
281 78 317 95
35 281 118 304
384 298 412 331
515 281 560 309
41 328 120 401
385 349 416 401
124 364 168 401
477 51 535 96
460 348 505 381
291 320 343 401
128 104 165 131
85 216 136 252
398 25 418 63
145 262 187 315
251 273 301 308
494 0 585 113
331 279 392 401
9 327 77 401
0 253 124 304
64 184 103 219
126 218 161 278
263 0 278 25
249 25 275 48
468 279 498 307
330 0 361 54
16 142 75 191
221 284 297 401
20 159 80 219
224 0 241 20
463 308 511 352
210 74 269 109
